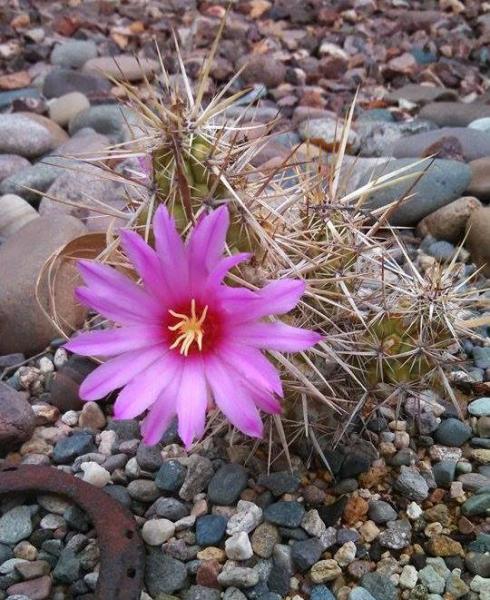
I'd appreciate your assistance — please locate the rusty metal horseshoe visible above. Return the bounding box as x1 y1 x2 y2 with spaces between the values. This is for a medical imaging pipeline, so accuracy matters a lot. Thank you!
0 464 145 600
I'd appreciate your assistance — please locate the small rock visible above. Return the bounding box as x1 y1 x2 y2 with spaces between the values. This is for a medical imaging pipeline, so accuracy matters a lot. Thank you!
79 402 106 430
368 501 397 524
0 507 32 545
142 519 175 546
0 382 35 450
225 532 253 561
0 114 66 158
468 157 490 202
196 515 227 546
145 551 188 595
128 480 159 502
155 460 186 492
462 492 490 516
419 102 490 128
207 464 248 506
51 40 97 69
179 455 214 502
334 541 357 567
83 55 160 82
238 54 286 88
6 575 52 600
299 118 360 153
226 500 263 535
418 565 445 594
378 520 412 550
416 196 482 243
53 433 95 464
434 418 472 447
257 471 300 496
469 398 490 417
360 572 397 600
251 523 280 558
426 534 463 557
310 559 341 584
80 462 111 488
399 565 418 589
432 461 456 488
136 444 162 472
217 563 259 588
42 68 111 99
395 466 429 502
291 538 323 572
264 501 305 528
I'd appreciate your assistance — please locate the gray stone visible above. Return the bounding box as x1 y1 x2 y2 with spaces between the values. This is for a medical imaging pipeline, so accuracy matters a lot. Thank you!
0 114 65 159
432 461 456 488
208 464 248 505
183 585 221 600
469 398 490 416
0 507 32 545
419 102 490 127
299 118 360 153
426 241 456 262
291 538 323 572
368 501 397 524
53 549 80 583
127 480 159 502
136 444 162 471
418 565 445 594
257 471 300 496
457 472 490 491
466 551 490 577
42 68 111 99
462 493 490 516
395 466 429 502
179 455 214 501
155 460 186 492
392 127 490 161
0 155 30 184
264 501 305 528
0 88 40 110
434 418 472 447
195 515 227 546
378 519 412 550
51 40 97 69
386 84 457 105
69 104 142 143
53 433 96 464
148 497 189 521
360 572 397 600
217 564 259 588
357 119 436 157
145 551 188 595
349 588 377 600
360 158 471 226
473 348 490 370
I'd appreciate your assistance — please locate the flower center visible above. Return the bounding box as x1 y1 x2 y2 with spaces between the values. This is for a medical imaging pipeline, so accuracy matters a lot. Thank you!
168 299 209 356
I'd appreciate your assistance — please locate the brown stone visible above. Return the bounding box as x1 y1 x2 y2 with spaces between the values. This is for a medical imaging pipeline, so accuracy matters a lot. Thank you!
466 207 490 277
7 575 52 600
0 215 87 355
458 516 475 535
15 559 50 580
347 560 375 580
83 55 160 82
79 402 107 430
424 504 451 527
196 560 221 588
426 534 464 557
238 54 287 89
343 496 369 526
422 136 465 162
468 157 490 202
0 382 35 452
416 196 482 243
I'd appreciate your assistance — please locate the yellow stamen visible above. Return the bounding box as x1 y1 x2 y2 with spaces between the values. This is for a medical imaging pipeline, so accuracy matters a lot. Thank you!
168 299 208 356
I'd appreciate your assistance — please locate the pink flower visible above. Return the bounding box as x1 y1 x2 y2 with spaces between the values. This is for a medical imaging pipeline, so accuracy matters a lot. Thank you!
66 206 321 447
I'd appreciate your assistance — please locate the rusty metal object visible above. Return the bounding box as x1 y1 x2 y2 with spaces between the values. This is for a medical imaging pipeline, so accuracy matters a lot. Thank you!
0 465 144 600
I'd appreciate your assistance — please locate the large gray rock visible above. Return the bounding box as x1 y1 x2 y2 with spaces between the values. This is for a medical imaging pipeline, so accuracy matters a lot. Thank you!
357 120 437 157
0 155 30 183
0 215 87 355
0 114 67 159
0 129 109 203
391 127 490 161
419 101 490 127
51 40 98 69
42 68 111 99
360 158 471 226
39 164 127 232
68 104 142 143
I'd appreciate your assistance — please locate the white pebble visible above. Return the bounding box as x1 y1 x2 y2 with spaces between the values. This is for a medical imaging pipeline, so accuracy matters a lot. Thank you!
98 430 117 455
38 356 54 374
40 514 65 530
400 564 418 589
225 531 253 560
142 519 175 546
54 347 68 369
406 502 423 520
334 541 356 567
226 500 263 535
61 410 79 426
81 462 111 488
174 515 196 531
